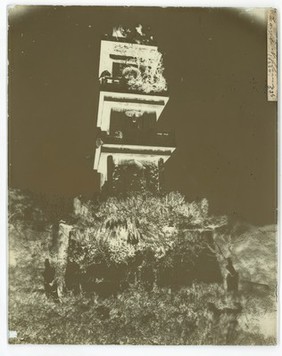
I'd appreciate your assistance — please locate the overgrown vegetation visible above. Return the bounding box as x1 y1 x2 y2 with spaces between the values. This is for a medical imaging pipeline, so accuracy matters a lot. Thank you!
70 192 223 264
122 58 167 94
67 192 225 294
8 188 277 345
9 280 275 345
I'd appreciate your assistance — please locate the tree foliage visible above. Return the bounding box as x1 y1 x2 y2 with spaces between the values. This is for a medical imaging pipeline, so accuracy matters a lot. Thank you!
69 192 227 274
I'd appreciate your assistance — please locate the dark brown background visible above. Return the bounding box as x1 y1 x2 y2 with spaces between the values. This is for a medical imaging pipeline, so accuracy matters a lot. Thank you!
8 6 277 225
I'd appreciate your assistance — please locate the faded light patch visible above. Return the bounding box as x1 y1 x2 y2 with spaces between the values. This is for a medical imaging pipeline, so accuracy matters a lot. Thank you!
8 330 17 339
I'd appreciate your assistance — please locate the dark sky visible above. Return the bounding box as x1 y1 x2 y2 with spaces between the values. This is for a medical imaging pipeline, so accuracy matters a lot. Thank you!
8 6 277 225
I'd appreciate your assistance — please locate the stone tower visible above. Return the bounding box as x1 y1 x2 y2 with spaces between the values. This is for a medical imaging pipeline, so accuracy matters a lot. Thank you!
94 26 175 193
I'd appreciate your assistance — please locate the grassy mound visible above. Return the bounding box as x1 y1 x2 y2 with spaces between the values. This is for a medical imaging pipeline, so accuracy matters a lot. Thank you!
8 189 277 345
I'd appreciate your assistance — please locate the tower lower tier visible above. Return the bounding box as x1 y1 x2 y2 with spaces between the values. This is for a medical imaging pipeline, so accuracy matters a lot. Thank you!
94 143 175 192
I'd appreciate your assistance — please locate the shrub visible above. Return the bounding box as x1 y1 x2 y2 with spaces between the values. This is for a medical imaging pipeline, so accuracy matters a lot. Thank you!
67 192 226 290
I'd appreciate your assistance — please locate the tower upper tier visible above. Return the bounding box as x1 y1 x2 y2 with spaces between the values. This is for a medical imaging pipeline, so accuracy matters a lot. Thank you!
98 40 168 95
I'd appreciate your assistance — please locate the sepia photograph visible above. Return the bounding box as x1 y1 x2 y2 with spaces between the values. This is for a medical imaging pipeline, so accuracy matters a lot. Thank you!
7 5 277 346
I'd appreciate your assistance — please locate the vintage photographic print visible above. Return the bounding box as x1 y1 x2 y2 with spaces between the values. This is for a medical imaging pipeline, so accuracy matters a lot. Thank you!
8 6 277 345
